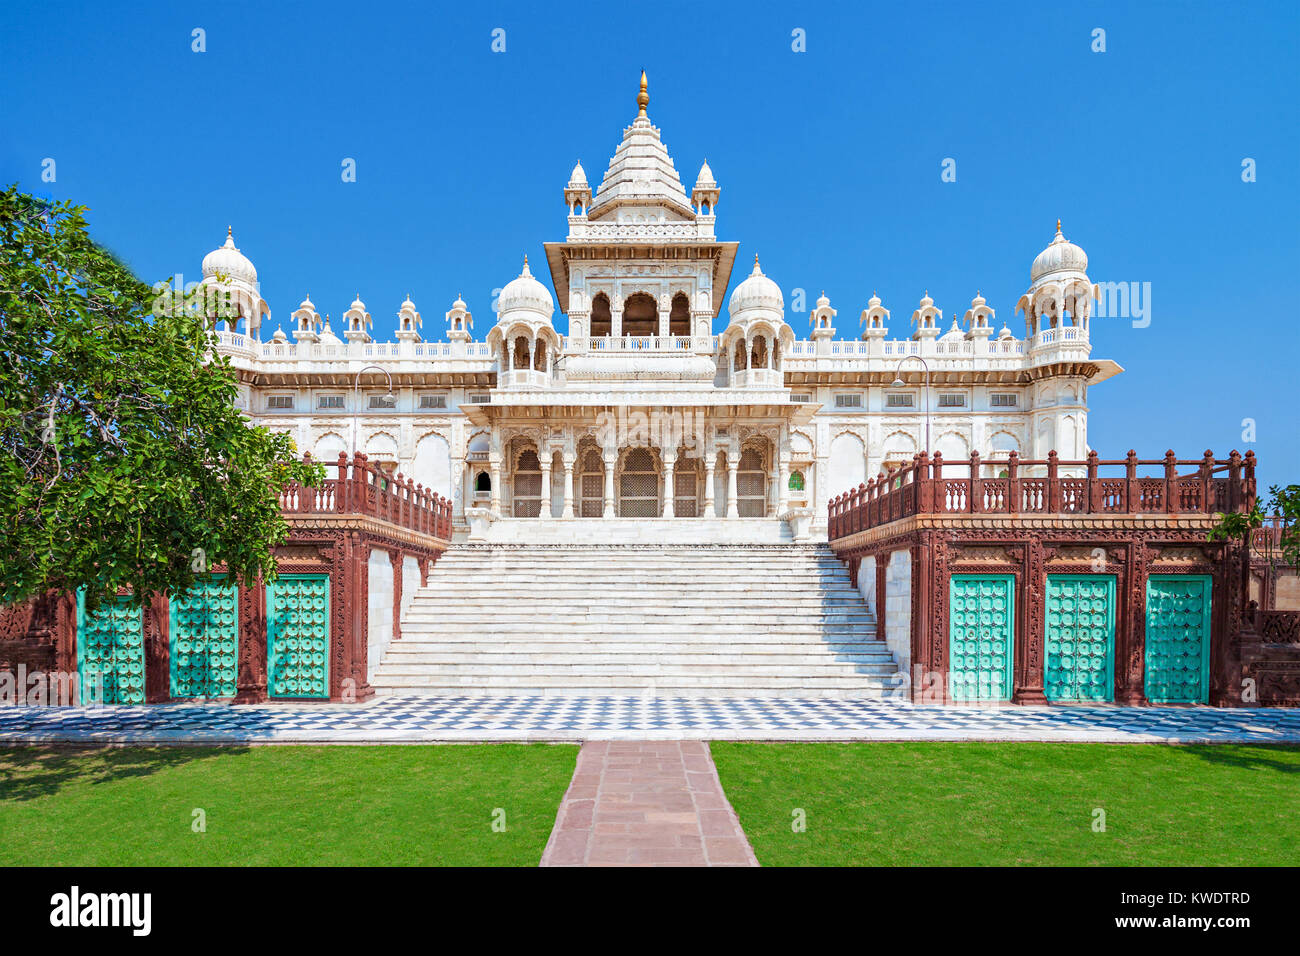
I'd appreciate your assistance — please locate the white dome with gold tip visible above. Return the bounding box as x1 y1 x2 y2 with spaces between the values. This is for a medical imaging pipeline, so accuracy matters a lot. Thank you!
497 257 554 318
202 227 257 283
1031 220 1088 283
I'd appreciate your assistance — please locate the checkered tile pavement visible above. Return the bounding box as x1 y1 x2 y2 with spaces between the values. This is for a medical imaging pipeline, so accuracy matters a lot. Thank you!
1 696 1298 744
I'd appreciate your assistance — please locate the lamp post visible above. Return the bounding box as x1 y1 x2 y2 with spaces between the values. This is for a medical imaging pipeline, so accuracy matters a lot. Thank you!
891 354 931 458
352 364 395 461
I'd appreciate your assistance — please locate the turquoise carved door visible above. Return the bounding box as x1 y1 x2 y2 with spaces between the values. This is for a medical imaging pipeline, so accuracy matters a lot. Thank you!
1144 574 1212 703
76 592 145 704
1044 575 1116 703
266 575 330 699
948 574 1015 701
169 577 239 699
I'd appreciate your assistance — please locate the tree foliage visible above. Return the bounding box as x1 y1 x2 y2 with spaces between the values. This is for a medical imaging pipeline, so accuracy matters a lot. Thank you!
0 186 322 608
1209 482 1300 573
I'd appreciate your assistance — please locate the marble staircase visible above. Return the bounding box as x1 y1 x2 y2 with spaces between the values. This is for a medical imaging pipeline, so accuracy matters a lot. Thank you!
372 543 901 698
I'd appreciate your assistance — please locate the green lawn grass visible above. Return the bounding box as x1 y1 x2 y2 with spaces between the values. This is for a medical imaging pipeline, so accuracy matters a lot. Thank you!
0 744 577 866
711 742 1300 866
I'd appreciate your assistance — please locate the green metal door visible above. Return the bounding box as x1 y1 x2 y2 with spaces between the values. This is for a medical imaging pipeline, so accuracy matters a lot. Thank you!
1044 575 1116 703
948 574 1015 701
266 575 330 699
76 593 145 704
169 577 239 699
1144 574 1212 703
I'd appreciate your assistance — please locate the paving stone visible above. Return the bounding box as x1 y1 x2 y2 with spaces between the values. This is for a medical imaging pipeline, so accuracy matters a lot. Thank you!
539 740 759 867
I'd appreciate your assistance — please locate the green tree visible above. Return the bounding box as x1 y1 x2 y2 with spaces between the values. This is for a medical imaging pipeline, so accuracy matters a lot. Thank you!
1209 482 1300 580
0 186 322 608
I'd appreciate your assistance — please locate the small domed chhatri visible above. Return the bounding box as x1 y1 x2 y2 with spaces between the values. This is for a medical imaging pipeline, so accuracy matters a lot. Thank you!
497 257 554 317
1031 219 1089 282
728 256 784 316
202 226 257 283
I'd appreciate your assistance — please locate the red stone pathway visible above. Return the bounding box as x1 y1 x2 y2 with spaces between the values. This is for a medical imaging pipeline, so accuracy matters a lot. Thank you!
540 741 759 867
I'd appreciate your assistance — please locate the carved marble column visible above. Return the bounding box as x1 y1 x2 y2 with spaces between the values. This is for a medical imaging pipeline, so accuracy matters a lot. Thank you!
561 453 576 519
777 457 789 514
538 455 552 518
703 455 717 518
603 450 616 518
662 449 677 518
726 456 740 519
488 456 502 516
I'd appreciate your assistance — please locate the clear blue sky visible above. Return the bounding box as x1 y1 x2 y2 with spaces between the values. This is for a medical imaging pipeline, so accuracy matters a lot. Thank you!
3 1 1297 483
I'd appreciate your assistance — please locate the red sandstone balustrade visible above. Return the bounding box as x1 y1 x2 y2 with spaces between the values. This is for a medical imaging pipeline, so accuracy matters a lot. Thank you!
277 452 451 541
828 448 1256 539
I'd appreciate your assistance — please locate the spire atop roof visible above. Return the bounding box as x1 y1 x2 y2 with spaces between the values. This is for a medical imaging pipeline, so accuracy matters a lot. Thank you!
637 70 648 117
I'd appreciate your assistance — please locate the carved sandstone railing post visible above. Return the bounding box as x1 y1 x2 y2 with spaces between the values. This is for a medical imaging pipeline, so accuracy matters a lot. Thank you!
915 452 931 514
931 451 944 512
1006 450 1019 514
969 451 982 514
337 453 349 512
1125 449 1138 512
1086 450 1100 512
1164 449 1178 513
1047 450 1061 513
1199 449 1215 514
1243 450 1256 511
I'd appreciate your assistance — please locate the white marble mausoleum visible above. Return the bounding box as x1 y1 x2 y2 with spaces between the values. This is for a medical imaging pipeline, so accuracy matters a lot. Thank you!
206 74 1120 546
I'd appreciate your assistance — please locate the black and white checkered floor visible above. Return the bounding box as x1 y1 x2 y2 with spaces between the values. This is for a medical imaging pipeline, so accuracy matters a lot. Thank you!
1 696 1299 743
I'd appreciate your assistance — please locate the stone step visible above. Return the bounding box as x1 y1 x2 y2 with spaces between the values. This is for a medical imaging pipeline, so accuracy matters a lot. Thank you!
402 609 875 623
400 627 877 640
382 644 891 658
371 685 895 699
388 638 885 651
374 657 897 674
372 672 898 689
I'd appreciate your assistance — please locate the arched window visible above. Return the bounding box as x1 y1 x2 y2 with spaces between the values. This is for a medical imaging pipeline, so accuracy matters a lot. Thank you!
618 447 660 517
751 335 768 369
622 292 657 337
475 471 491 493
669 293 690 337
733 339 747 371
737 446 768 517
513 336 530 369
512 449 542 517
788 471 805 491
590 293 611 338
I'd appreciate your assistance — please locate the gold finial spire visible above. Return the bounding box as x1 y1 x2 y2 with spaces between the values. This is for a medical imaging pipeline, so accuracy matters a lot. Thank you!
227 224 232 237
637 70 649 117
1056 218 1062 233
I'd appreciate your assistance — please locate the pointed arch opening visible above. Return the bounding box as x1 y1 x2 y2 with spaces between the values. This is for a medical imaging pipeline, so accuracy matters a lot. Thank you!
669 292 691 336
590 293 611 338
622 292 657 337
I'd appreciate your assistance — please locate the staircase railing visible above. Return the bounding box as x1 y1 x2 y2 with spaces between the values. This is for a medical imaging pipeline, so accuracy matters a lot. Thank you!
829 449 1256 540
279 452 453 540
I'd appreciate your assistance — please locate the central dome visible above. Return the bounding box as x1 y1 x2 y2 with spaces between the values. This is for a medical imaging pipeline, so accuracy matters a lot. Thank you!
498 257 554 317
